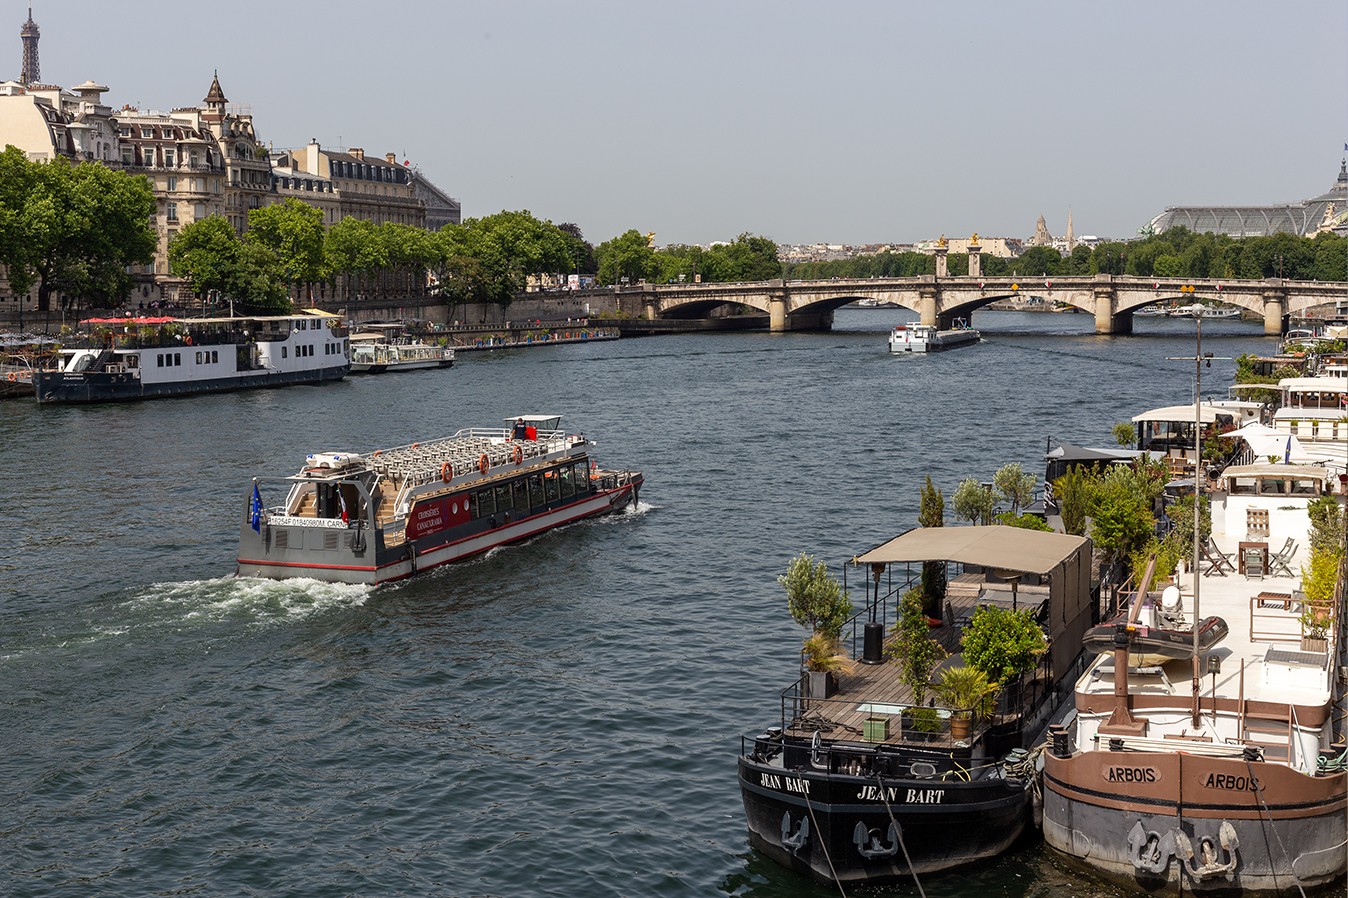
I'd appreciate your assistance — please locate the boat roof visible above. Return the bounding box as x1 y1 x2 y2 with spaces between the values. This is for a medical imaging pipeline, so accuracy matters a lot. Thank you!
854 525 1089 575
1279 377 1348 392
1220 462 1329 480
1046 442 1145 464
505 415 563 424
300 308 343 318
1131 404 1234 424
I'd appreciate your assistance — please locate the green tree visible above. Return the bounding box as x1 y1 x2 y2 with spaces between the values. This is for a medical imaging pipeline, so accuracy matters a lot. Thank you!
1053 466 1095 537
325 216 385 303
1 153 156 312
778 553 852 642
245 199 326 301
994 462 1036 517
918 475 946 617
596 229 658 286
953 477 993 525
889 586 946 706
960 605 1046 686
1089 468 1156 565
168 215 243 299
440 210 573 309
1112 421 1136 448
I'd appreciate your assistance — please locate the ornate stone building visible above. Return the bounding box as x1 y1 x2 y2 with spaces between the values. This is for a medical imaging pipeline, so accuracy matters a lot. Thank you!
1148 162 1348 237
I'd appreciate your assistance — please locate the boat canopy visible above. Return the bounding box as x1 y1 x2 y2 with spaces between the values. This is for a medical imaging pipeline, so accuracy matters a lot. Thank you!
855 525 1089 576
1131 404 1233 424
1219 422 1312 461
1045 442 1143 464
1279 377 1348 393
300 308 344 318
1220 462 1329 481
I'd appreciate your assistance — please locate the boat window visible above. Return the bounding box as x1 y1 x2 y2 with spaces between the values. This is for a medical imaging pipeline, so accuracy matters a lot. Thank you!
544 470 559 503
494 484 512 511
511 479 529 512
1290 479 1319 495
467 492 479 519
559 465 575 498
195 351 202 364
477 489 495 517
1261 479 1287 494
157 355 165 368
174 353 181 366
1228 477 1258 495
573 462 590 492
528 474 544 508
126 354 138 368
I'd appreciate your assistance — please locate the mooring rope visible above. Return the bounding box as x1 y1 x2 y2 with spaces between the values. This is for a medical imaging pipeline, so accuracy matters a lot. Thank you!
1245 757 1308 898
802 792 848 898
875 773 928 898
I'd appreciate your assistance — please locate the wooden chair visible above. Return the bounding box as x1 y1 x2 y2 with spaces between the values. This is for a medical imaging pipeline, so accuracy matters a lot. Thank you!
1268 539 1298 577
1202 538 1235 577
1243 548 1265 580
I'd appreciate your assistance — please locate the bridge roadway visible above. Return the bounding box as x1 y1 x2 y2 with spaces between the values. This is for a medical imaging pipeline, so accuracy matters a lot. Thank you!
619 275 1347 335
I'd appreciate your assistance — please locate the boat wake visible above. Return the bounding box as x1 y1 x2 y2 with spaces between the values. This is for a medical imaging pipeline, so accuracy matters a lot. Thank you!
125 575 371 626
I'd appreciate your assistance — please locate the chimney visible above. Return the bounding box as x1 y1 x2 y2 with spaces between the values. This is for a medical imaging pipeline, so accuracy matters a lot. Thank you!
350 147 364 160
385 152 397 165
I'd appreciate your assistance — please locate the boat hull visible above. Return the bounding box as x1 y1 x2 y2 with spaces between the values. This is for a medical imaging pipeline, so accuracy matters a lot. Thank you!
1042 749 1347 895
888 330 980 353
237 476 640 586
738 753 1032 884
33 363 350 403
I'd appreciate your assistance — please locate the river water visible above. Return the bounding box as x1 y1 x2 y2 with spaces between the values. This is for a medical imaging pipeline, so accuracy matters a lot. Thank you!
0 310 1277 897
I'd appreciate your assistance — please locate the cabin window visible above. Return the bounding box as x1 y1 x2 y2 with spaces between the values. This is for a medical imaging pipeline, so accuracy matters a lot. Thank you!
477 489 495 517
559 465 575 498
1261 479 1287 494
174 353 181 366
126 355 138 368
511 480 529 513
467 492 479 519
1228 477 1258 495
157 355 165 368
282 346 288 358
494 484 512 512
544 471 560 503
195 351 202 364
1290 479 1319 495
573 462 590 492
212 351 219 363
528 474 545 508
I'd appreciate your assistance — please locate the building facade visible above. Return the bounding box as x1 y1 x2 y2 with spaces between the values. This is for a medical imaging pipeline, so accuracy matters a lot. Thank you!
1148 162 1348 237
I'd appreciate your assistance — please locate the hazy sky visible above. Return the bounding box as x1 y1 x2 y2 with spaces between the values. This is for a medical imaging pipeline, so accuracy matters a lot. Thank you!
17 1 1348 246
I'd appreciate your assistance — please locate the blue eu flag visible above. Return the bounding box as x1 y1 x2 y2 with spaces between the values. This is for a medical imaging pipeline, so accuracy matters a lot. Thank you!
249 483 263 532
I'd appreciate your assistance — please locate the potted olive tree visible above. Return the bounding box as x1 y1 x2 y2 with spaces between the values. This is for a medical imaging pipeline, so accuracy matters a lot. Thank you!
933 664 996 742
780 553 853 699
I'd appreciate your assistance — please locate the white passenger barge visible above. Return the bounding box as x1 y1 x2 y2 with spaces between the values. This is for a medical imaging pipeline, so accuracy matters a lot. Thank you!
888 321 980 353
236 415 643 585
32 313 349 403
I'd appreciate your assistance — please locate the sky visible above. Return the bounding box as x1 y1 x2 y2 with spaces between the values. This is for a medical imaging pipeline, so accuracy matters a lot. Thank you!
16 0 1348 247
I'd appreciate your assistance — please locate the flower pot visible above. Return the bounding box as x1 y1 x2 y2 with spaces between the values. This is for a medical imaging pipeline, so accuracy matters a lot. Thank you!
807 669 837 699
950 714 971 742
1300 636 1328 654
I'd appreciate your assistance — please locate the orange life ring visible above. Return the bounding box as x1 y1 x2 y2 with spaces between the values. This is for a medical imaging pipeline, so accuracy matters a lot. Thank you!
512 445 523 465
184 335 192 345
441 462 453 483
372 449 381 457
411 442 420 449
5 372 14 382
479 454 489 475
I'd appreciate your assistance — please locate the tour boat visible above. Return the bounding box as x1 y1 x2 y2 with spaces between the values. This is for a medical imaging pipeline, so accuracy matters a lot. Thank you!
739 526 1095 887
888 321 980 353
236 415 642 585
349 335 454 374
1041 477 1347 895
32 313 349 403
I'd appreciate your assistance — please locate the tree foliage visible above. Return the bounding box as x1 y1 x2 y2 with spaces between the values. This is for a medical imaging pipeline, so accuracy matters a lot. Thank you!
994 462 1036 517
168 215 290 314
778 553 852 641
888 587 946 706
952 477 992 525
960 606 1047 686
0 147 157 311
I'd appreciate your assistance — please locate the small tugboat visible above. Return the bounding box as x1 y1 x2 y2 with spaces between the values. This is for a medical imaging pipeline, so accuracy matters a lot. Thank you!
888 320 980 353
739 525 1095 887
32 313 349 403
237 415 642 585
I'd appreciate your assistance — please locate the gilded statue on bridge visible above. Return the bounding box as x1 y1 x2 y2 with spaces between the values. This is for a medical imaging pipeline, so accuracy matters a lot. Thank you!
937 235 947 248
969 232 979 247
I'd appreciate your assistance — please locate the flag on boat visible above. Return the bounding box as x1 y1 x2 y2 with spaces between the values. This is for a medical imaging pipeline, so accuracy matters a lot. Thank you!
339 488 349 524
1284 435 1293 464
249 483 263 532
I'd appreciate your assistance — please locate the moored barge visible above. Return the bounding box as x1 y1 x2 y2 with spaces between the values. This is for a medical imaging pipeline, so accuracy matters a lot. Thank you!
739 526 1094 886
236 415 642 585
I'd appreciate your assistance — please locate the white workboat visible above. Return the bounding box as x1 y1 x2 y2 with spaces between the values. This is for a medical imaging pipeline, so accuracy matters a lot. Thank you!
888 321 980 353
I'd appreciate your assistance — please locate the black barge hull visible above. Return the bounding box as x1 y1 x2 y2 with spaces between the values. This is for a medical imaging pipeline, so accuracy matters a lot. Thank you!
738 754 1032 885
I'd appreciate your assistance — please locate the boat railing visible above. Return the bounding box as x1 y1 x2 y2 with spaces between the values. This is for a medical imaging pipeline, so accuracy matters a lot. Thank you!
774 681 996 754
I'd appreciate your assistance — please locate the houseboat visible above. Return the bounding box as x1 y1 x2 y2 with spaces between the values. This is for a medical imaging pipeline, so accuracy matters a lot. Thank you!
739 526 1094 886
1041 460 1347 895
888 321 980 353
32 313 349 403
236 415 642 585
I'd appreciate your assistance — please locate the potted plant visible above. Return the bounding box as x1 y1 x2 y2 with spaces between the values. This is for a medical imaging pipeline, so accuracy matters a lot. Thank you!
779 553 853 699
959 605 1047 713
1300 604 1332 653
933 664 997 741
888 586 947 709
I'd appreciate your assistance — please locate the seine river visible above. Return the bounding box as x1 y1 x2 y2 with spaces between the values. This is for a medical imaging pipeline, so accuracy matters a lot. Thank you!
0 309 1276 897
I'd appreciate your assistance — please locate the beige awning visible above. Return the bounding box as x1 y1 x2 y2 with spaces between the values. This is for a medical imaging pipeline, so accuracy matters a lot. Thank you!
1220 463 1329 481
855 526 1089 575
1132 404 1232 424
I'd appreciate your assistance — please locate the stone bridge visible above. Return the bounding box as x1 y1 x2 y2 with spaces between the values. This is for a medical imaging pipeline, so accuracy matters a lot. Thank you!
627 274 1347 335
